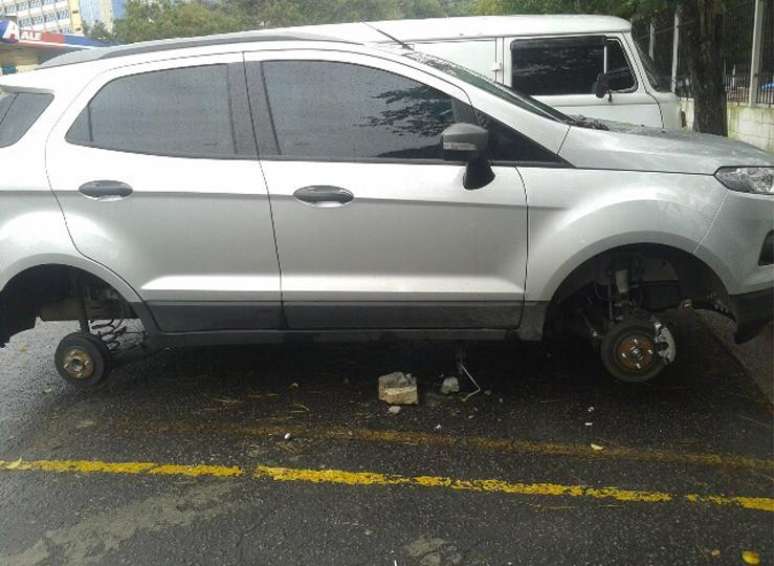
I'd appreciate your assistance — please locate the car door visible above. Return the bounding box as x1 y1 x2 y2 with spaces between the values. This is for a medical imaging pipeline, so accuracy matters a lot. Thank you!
506 35 663 127
244 50 529 329
45 54 282 333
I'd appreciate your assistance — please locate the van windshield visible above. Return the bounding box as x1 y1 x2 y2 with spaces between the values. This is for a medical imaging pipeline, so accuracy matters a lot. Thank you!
402 50 571 124
635 43 672 92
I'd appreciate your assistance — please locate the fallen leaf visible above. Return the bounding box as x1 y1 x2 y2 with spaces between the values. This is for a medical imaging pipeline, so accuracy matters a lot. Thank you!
6 458 23 469
742 550 760 565
590 443 605 451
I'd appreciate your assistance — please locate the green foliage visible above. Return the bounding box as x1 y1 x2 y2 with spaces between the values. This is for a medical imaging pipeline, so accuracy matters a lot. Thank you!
83 20 115 43
108 0 477 42
112 0 249 43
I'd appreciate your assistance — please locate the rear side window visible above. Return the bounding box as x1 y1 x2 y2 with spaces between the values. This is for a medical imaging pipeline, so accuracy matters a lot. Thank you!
511 37 635 96
260 60 467 160
67 65 237 158
0 91 53 147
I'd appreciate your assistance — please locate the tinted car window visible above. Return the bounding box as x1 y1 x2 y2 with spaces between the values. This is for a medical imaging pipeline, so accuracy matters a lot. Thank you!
67 65 236 157
262 61 465 160
476 110 559 163
0 91 53 148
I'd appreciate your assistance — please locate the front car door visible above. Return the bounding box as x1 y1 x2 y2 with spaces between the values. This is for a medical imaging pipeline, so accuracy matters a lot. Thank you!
244 50 530 329
506 34 664 127
46 54 282 333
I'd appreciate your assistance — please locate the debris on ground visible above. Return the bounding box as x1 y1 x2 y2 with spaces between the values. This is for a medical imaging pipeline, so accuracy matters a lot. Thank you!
434 424 442 431
378 372 419 405
742 550 761 565
388 406 402 415
283 432 292 441
440 376 460 395
456 354 481 402
590 443 604 451
585 422 593 427
587 406 595 413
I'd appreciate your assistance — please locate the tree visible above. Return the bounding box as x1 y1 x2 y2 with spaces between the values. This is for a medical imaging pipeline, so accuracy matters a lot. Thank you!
112 0 248 44
83 20 115 43
476 0 733 136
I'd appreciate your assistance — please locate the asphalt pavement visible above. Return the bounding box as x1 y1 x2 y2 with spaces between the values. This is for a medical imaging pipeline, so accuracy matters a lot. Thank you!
0 310 772 565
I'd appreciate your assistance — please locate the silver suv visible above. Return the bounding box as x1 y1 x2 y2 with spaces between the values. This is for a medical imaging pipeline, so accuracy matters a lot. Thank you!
0 31 772 387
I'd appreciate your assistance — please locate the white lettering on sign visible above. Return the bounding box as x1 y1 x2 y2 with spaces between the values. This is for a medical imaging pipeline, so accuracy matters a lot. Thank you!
20 30 42 42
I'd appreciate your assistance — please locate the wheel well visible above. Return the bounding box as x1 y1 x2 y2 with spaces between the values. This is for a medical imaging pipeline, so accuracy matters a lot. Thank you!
545 244 729 332
0 265 137 347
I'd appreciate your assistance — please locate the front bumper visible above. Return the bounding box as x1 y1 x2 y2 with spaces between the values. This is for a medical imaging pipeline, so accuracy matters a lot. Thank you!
729 288 774 343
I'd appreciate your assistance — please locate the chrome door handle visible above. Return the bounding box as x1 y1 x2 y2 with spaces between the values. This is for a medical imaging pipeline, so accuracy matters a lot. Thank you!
78 180 133 199
293 185 354 206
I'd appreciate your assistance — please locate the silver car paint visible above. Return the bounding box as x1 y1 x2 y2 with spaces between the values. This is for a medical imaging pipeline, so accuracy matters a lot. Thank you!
44 54 282 303
521 168 729 302
560 121 774 174
0 38 772 340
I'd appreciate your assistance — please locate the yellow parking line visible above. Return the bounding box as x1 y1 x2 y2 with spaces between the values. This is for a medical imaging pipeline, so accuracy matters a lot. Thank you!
1 457 771 513
0 458 242 478
134 421 774 473
254 465 773 512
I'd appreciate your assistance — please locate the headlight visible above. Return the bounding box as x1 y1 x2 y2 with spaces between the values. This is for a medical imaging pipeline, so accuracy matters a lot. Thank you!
715 167 774 195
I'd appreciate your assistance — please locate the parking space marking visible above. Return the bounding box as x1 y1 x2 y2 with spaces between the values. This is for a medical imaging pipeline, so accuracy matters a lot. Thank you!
0 458 242 478
129 421 774 473
1 457 772 513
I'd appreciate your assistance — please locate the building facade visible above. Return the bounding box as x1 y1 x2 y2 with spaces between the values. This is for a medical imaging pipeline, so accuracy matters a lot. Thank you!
79 0 123 31
0 0 83 34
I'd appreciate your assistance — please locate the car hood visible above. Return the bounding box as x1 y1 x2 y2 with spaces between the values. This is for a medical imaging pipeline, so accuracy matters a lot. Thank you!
559 120 774 175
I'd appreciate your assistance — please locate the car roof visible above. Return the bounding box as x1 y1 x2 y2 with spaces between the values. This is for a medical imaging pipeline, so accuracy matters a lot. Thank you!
37 29 350 69
277 14 632 43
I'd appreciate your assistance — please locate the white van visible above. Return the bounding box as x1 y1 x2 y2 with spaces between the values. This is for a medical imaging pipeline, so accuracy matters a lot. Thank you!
283 15 684 129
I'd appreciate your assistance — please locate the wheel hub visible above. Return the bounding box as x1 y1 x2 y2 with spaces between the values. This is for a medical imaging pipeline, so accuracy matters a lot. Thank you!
62 347 95 380
615 333 656 373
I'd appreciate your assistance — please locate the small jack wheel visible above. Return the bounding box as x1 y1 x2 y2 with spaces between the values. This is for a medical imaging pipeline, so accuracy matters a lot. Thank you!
601 318 674 383
55 332 112 388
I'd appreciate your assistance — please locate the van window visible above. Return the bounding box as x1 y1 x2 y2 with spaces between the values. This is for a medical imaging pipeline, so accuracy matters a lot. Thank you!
0 91 53 147
511 37 635 96
261 60 465 160
67 65 237 158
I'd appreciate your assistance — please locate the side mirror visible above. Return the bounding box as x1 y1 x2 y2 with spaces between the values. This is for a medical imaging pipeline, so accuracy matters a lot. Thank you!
441 123 495 190
594 72 611 100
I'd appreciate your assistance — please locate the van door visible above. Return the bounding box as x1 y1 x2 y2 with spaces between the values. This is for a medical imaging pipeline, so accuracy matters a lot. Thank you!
45 55 282 333
412 40 500 80
506 34 664 127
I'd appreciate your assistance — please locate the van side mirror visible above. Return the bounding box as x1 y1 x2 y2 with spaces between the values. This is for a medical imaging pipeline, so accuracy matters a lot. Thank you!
441 123 495 190
594 72 611 100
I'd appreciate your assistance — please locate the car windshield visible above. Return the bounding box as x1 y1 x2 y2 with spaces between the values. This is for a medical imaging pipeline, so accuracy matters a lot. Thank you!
635 43 672 92
402 50 571 124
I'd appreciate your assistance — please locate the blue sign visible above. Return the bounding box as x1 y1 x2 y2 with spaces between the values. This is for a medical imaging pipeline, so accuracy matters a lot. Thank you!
0 19 20 44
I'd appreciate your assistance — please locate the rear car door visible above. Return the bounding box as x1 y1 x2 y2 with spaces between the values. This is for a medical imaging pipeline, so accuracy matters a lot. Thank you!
244 50 529 329
45 54 282 333
506 35 663 127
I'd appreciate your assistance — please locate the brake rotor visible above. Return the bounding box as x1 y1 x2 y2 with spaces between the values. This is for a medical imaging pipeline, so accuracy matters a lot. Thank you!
614 332 656 373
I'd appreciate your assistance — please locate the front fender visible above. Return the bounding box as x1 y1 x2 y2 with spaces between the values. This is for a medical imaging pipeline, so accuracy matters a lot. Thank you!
520 168 730 302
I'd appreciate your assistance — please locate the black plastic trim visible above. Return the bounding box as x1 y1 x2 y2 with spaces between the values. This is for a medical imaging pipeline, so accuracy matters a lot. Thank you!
146 301 283 332
759 231 774 266
284 301 522 329
729 288 774 343
40 33 358 69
